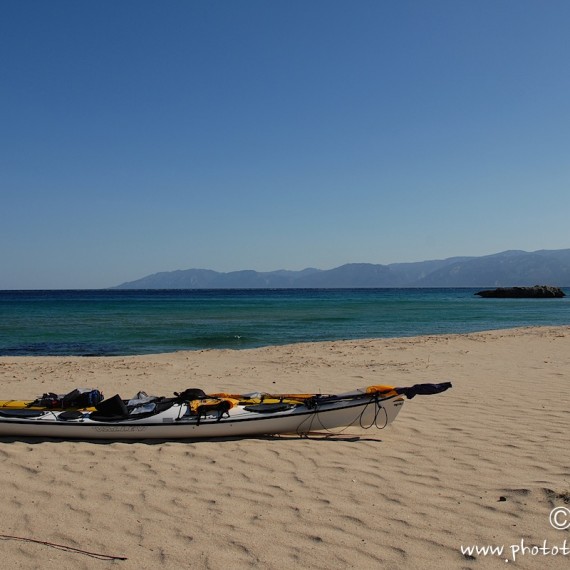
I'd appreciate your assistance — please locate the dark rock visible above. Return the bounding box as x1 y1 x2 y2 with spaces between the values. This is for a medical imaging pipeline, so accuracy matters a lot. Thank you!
475 286 566 298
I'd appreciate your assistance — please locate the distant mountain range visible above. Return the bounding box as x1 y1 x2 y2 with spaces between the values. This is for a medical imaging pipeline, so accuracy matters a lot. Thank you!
114 249 570 289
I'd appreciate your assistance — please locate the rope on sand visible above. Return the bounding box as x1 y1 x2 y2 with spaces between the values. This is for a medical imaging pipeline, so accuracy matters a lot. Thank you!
0 533 128 560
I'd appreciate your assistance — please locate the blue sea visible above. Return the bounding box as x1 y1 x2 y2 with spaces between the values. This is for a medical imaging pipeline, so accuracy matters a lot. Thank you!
0 289 569 356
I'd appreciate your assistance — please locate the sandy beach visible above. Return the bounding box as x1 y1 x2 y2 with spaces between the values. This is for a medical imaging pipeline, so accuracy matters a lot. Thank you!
0 326 568 569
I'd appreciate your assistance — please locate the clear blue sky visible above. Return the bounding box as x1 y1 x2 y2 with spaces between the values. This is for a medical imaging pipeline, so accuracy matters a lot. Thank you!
2 0 569 289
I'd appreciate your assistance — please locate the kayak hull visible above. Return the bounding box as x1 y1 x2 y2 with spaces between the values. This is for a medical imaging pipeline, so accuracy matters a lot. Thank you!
0 395 404 440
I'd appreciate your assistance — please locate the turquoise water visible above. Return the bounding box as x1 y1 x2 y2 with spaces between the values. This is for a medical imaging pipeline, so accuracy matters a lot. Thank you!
0 289 569 356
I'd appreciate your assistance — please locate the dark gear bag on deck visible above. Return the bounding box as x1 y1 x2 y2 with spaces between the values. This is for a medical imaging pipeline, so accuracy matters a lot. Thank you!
62 388 104 408
174 388 207 402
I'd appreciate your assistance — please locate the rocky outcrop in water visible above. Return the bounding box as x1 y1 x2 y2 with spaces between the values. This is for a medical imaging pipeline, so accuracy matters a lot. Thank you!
475 286 566 298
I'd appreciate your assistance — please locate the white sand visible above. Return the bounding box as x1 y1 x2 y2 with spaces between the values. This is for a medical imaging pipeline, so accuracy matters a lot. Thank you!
0 326 569 569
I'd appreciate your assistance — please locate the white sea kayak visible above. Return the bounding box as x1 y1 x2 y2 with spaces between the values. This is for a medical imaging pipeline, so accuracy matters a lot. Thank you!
0 383 451 440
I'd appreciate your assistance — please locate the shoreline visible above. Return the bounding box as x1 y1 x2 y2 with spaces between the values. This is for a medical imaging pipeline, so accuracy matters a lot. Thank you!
3 288 569 357
2 322 569 358
1 325 569 568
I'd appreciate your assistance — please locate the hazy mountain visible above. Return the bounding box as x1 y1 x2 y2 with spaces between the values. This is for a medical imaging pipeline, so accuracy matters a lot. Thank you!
416 250 570 287
114 249 570 289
